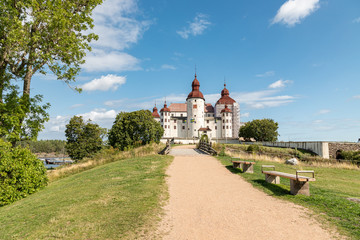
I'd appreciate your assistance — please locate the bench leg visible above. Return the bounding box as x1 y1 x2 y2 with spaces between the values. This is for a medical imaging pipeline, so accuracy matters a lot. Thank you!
233 162 240 168
290 180 310 196
242 164 254 173
265 174 280 184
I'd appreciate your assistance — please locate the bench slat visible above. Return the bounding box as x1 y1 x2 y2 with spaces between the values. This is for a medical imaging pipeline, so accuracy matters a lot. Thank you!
232 161 255 165
262 170 316 182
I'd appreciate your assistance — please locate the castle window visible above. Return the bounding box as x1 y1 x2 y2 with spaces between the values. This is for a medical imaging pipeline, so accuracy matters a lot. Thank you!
207 120 209 123
194 115 196 117
165 119 167 122
223 126 225 129
226 120 229 123
193 104 197 109
223 113 225 117
222 120 224 123
182 126 185 129
174 126 176 129
161 119 163 122
172 114 174 117
215 126 217 130
226 126 229 129
181 114 183 117
164 125 167 129
226 113 228 117
174 120 176 123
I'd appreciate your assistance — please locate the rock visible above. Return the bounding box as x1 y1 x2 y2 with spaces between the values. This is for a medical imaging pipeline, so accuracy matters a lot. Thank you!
285 158 299 165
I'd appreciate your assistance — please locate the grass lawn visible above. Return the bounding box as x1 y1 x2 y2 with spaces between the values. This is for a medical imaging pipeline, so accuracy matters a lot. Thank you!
0 155 172 240
218 156 360 239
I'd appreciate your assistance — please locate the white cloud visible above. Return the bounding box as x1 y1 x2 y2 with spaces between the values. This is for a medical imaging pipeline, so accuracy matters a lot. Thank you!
241 112 250 118
79 109 117 122
161 64 176 70
177 13 211 39
268 79 293 89
318 109 330 115
353 95 360 99
70 104 84 109
272 0 320 27
83 50 140 72
353 17 360 23
92 0 150 50
256 71 275 77
81 74 126 91
82 0 149 72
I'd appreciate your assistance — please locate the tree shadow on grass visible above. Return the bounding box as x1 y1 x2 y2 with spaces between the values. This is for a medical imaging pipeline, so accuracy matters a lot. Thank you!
252 179 290 196
224 165 290 196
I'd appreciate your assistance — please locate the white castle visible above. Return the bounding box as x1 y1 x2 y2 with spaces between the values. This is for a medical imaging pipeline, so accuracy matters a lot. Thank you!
152 74 240 140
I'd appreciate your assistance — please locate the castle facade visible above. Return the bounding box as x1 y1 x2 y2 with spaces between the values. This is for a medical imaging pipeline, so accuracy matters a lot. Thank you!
152 74 240 140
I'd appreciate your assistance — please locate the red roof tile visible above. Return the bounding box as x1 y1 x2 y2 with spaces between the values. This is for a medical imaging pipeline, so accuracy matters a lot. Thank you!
216 84 236 105
168 103 187 112
187 74 204 100
204 103 214 113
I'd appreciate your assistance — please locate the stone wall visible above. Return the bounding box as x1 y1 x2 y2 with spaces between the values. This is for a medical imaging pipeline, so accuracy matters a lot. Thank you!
328 142 360 158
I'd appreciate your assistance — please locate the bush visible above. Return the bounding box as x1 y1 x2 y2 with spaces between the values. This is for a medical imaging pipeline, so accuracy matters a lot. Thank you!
0 139 48 206
246 144 260 153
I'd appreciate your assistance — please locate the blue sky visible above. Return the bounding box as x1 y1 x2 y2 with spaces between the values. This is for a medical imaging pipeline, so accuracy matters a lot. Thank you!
34 0 360 142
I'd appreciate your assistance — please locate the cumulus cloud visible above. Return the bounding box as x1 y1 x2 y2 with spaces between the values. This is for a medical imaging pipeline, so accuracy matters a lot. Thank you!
177 13 211 39
268 79 293 89
82 0 149 72
92 0 150 50
353 95 360 99
83 50 140 72
272 0 320 27
81 74 126 92
79 109 117 122
256 71 275 77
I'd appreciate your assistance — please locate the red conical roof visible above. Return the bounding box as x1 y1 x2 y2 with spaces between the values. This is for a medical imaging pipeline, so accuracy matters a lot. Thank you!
216 83 236 105
152 105 160 118
160 102 170 112
187 74 204 100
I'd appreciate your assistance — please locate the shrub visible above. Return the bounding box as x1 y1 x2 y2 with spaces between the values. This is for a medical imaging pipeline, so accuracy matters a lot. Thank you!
246 144 260 153
0 139 48 206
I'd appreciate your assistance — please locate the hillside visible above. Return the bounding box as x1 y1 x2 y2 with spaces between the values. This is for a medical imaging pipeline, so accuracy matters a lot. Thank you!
0 155 172 240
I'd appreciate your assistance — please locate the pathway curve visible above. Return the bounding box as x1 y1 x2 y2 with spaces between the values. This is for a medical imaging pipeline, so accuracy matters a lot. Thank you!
157 145 340 240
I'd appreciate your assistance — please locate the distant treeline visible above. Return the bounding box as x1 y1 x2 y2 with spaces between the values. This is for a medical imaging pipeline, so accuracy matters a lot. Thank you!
17 140 66 154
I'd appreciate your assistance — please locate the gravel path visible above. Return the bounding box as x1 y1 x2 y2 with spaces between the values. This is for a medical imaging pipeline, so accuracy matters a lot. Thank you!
157 145 340 240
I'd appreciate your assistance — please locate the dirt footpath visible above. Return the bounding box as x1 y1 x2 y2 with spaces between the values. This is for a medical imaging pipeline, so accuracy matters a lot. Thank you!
157 145 340 240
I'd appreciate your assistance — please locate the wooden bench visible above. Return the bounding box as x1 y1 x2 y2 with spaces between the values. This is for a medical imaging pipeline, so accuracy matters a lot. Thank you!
261 165 316 196
232 158 255 173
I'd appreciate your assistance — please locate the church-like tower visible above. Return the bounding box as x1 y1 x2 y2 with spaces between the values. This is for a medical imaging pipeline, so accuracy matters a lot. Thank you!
186 74 205 138
160 101 171 137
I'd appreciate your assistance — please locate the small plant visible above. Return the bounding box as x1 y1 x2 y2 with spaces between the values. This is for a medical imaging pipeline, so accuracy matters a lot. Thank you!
219 144 226 156
246 144 260 153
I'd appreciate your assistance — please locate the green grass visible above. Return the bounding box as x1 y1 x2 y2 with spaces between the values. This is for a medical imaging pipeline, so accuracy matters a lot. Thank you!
0 155 173 240
217 156 360 239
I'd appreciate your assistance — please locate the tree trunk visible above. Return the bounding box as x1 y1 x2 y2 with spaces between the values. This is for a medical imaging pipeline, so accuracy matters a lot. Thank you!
23 65 33 96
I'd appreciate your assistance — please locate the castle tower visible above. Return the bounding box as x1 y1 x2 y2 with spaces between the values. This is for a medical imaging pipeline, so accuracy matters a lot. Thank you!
221 105 233 138
186 74 205 138
152 104 160 122
215 83 240 138
160 101 171 137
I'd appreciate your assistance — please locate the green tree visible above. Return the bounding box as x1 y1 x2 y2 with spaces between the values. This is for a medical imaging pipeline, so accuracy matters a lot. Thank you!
239 118 279 142
0 0 103 97
0 85 50 146
108 110 164 151
65 116 106 161
0 0 102 146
